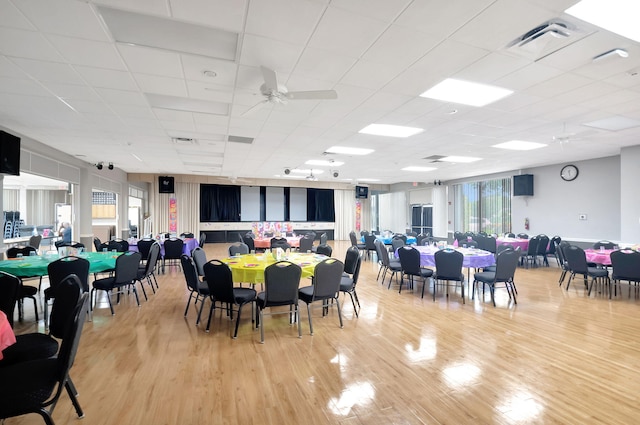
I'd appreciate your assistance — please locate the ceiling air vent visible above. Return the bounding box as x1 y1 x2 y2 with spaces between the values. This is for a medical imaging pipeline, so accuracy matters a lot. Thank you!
172 137 197 145
423 155 446 163
505 19 582 60
228 135 254 144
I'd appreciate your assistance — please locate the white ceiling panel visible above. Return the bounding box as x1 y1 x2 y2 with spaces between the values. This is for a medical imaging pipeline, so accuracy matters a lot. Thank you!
238 34 303 71
169 0 246 33
0 27 63 61
74 66 138 91
117 44 183 78
47 35 126 70
0 0 35 30
11 58 84 84
135 74 187 97
245 0 325 43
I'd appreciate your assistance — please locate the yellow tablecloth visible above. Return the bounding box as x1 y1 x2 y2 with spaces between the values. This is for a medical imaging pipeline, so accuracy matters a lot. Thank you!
221 252 326 284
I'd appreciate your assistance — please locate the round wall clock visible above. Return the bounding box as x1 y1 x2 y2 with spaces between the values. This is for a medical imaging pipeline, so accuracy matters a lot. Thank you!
560 165 579 181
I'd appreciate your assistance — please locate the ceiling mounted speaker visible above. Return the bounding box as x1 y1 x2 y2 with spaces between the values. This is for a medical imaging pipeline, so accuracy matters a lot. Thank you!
333 171 339 178
284 168 291 175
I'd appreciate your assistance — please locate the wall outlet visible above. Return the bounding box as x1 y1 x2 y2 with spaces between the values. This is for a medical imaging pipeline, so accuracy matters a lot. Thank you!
579 214 587 220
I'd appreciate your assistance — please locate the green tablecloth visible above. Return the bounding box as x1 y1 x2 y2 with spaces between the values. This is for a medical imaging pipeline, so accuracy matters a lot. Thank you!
0 252 118 278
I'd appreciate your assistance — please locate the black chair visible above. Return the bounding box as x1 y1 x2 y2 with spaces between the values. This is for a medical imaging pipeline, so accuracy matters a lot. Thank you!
390 237 405 255
521 236 539 268
610 249 640 299
363 234 377 261
91 251 142 315
547 236 561 266
181 254 210 325
191 246 208 281
136 242 161 299
0 275 89 424
242 234 256 252
459 239 478 249
270 237 291 251
136 238 155 262
299 259 344 335
536 234 550 266
44 256 90 327
483 244 514 273
416 233 429 246
93 237 104 252
312 233 327 253
349 231 366 252
228 242 249 257
204 260 256 338
516 233 529 239
28 234 42 251
557 240 571 285
0 272 20 328
593 240 616 250
315 244 332 257
107 239 128 252
298 235 314 253
256 261 302 343
5 245 40 321
473 249 520 306
433 249 465 303
162 238 184 273
340 252 362 316
180 232 194 239
563 245 610 296
199 232 207 248
342 246 360 278
397 246 433 297
375 239 402 288
506 232 516 238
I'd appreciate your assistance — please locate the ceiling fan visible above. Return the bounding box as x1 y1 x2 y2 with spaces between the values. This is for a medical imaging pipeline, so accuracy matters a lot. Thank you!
243 66 338 115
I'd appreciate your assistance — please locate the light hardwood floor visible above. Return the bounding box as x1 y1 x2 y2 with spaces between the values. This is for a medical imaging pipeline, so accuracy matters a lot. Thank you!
7 241 640 424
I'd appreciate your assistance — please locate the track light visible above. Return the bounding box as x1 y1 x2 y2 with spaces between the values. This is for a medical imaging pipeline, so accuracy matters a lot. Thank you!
108 162 114 170
433 180 442 186
96 162 103 170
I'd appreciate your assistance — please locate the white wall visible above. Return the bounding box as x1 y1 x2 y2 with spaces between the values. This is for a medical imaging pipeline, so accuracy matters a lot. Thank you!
620 146 640 242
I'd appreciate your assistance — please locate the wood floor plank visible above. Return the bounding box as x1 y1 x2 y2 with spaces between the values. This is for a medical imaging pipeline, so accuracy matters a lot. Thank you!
7 241 640 424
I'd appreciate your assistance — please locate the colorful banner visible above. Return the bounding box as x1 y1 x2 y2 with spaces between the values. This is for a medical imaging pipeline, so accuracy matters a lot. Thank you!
169 196 178 233
251 222 294 236
355 201 361 231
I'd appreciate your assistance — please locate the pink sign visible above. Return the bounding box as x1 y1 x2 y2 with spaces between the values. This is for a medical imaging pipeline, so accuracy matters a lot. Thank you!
169 196 177 233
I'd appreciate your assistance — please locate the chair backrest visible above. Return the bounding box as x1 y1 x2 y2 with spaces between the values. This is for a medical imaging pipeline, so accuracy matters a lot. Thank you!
180 232 194 238
163 238 184 259
180 254 202 293
263 261 302 305
434 249 464 280
299 236 314 253
199 232 207 248
374 239 389 267
351 254 363 285
478 235 496 253
114 251 142 285
47 255 90 294
108 239 128 252
203 260 236 304
557 240 570 267
548 236 561 254
391 237 405 253
494 249 521 282
316 244 332 257
54 275 89 383
563 245 588 273
395 234 407 243
136 238 155 260
349 231 358 247
343 246 360 275
93 237 103 252
319 233 327 245
271 239 291 251
610 249 640 281
312 259 344 300
517 233 529 239
192 246 208 276
242 234 255 251
496 244 514 256
416 233 428 246
6 245 37 258
536 235 549 255
364 234 377 250
144 242 161 275
397 246 421 275
460 240 478 248
48 270 84 339
0 271 20 327
593 240 616 250
28 234 42 250
263 231 274 237
526 236 539 255
453 231 464 242
228 242 249 257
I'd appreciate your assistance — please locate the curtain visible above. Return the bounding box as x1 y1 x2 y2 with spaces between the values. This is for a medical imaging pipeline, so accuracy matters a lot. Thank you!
306 189 335 221
27 190 67 226
200 184 241 222
151 180 201 235
334 189 355 241
2 189 18 211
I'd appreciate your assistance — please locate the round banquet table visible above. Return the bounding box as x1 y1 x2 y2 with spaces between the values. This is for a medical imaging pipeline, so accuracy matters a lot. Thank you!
252 236 302 249
584 249 614 266
0 311 16 360
128 237 199 257
221 252 326 284
496 237 529 251
0 251 119 278
413 246 495 269
366 235 418 245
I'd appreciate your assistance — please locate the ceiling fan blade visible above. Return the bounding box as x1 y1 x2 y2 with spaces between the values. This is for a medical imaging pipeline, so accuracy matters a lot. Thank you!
241 99 269 116
285 90 338 100
260 66 278 92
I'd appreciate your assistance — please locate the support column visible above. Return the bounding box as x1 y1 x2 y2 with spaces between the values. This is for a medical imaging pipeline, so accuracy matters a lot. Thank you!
78 168 94 250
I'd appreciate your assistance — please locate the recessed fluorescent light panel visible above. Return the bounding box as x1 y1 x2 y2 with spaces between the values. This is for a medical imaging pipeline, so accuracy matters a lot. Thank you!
325 146 374 155
402 166 437 172
291 169 324 175
583 116 640 131
493 141 547 150
305 159 344 166
420 78 513 107
146 93 229 115
359 124 424 138
566 0 640 43
440 156 481 163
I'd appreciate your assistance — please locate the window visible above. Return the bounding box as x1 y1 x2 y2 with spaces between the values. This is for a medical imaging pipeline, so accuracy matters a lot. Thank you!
453 178 511 234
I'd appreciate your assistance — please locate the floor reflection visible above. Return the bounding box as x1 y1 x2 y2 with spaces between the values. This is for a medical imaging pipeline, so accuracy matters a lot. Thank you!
328 382 375 416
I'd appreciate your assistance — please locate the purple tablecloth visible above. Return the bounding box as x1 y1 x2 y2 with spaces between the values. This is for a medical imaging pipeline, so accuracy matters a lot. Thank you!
413 246 495 268
129 238 199 257
496 237 529 251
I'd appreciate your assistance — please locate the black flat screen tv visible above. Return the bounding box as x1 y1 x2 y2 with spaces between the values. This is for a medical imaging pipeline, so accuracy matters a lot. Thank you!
513 174 533 196
0 130 21 176
158 176 175 193
355 185 368 199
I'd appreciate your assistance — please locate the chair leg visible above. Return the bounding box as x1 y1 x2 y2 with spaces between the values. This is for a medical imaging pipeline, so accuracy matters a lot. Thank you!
184 292 193 316
348 291 359 317
306 303 314 335
335 297 343 328
206 299 216 332
296 304 302 338
65 379 85 418
233 303 243 338
259 309 265 343
196 295 207 325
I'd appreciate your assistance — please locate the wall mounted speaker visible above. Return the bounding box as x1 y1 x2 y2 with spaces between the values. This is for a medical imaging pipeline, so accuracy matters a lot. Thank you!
159 176 175 193
333 171 339 178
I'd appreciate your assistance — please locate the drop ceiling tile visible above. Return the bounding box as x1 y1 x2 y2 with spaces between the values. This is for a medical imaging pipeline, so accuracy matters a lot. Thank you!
331 0 409 22
13 0 109 41
0 56 30 79
245 0 325 44
74 66 138 91
524 72 593 98
186 80 233 103
181 55 237 85
11 58 84 84
43 83 100 101
153 108 194 122
395 0 495 37
238 34 303 71
134 73 187 97
340 58 404 90
160 119 197 132
110 104 155 119
0 27 63 61
0 0 35 30
454 52 530 84
117 44 183 78
169 0 246 33
308 5 386 58
0 76 49 96
494 62 563 91
96 88 148 106
64 99 112 114
362 25 441 69
47 35 125 70
295 47 357 83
